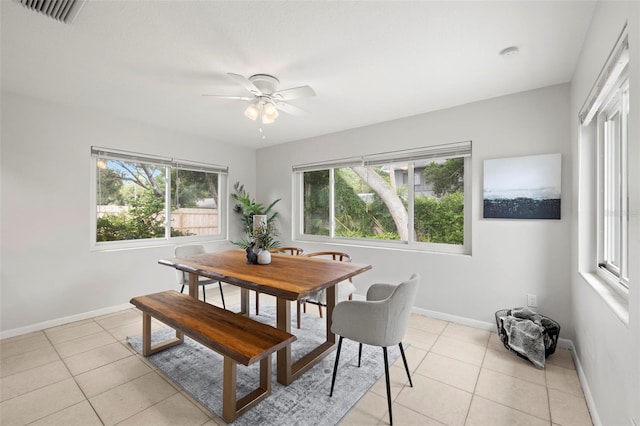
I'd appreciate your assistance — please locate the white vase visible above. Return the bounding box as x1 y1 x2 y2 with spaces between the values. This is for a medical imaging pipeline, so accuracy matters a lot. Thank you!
257 250 271 265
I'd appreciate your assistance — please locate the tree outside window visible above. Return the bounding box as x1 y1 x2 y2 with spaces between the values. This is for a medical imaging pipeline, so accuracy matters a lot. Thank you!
300 152 466 248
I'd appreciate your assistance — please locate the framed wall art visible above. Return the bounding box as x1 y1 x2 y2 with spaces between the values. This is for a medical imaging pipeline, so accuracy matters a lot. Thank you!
483 153 561 220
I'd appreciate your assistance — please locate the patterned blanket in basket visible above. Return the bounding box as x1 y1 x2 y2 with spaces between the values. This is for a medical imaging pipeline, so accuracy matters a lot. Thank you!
501 307 546 369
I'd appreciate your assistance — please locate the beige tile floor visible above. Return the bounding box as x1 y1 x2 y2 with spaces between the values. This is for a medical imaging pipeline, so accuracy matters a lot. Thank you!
0 286 592 426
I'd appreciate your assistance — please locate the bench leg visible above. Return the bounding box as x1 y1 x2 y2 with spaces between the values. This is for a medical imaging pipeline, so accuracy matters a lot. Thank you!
222 355 272 423
141 313 184 357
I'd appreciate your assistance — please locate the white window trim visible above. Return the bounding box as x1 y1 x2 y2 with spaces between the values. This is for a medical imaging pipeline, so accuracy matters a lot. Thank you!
90 147 228 251
292 142 472 255
577 24 630 321
595 75 629 293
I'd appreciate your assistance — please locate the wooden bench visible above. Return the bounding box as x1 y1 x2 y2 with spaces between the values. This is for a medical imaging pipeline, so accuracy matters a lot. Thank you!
130 290 296 423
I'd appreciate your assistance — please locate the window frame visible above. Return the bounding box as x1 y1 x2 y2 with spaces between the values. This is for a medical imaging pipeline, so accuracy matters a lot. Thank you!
292 142 472 255
578 25 630 311
596 73 629 292
90 147 228 250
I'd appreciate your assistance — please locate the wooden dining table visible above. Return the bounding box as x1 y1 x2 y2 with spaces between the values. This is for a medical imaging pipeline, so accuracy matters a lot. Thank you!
158 249 372 385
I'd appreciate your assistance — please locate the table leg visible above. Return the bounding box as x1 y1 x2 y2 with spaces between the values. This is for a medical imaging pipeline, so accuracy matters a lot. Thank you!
188 273 199 300
276 285 337 386
325 285 336 344
239 288 250 316
276 298 292 385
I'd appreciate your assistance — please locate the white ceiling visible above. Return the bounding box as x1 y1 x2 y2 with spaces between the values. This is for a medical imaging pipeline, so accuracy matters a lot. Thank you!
1 1 596 148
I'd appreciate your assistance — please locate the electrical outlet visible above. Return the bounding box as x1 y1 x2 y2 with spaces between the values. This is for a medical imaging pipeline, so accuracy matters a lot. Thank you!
527 294 537 308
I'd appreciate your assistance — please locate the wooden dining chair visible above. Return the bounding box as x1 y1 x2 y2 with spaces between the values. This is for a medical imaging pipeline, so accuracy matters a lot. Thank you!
254 247 304 315
299 251 356 328
175 244 225 308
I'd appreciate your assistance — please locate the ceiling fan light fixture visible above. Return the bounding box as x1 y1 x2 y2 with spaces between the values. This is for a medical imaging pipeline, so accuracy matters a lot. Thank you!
205 73 315 127
261 114 276 124
262 102 279 123
244 103 260 121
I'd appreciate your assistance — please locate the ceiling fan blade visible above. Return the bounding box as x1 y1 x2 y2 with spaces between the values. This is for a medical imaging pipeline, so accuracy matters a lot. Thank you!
272 85 316 101
275 101 306 116
202 94 254 101
227 73 262 96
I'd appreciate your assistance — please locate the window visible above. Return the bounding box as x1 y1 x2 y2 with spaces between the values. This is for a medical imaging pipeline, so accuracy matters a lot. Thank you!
579 28 629 294
92 147 227 247
294 142 471 254
598 64 629 288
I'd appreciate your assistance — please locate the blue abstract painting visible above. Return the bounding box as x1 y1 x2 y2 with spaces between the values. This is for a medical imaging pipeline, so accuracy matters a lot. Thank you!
483 153 561 219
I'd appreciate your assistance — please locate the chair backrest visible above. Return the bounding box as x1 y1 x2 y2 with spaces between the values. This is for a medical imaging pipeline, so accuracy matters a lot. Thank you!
304 251 351 262
331 274 419 347
382 274 420 346
306 251 353 285
270 247 304 255
174 244 206 284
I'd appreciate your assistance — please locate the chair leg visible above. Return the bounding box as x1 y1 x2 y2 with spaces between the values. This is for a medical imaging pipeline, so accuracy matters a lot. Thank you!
202 284 206 302
255 291 259 315
296 301 302 329
329 336 343 397
358 343 363 367
318 305 323 318
399 342 412 387
382 347 393 426
218 282 226 309
180 284 185 294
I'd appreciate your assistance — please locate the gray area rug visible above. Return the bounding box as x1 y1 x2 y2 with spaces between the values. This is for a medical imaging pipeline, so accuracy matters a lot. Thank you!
127 303 400 425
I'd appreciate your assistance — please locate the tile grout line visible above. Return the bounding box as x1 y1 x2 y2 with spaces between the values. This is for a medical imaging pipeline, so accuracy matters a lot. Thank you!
106 315 219 424
390 344 446 426
32 318 106 426
0 358 65 404
462 337 489 425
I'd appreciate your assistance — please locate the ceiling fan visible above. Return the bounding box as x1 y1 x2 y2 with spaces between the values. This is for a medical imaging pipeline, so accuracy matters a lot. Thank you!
203 73 316 124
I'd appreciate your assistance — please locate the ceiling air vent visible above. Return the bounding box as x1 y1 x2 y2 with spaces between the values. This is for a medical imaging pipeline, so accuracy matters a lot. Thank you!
17 0 87 24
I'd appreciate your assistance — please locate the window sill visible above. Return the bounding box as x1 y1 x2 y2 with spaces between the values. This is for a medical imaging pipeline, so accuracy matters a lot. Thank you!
579 272 629 326
91 235 226 252
294 235 471 256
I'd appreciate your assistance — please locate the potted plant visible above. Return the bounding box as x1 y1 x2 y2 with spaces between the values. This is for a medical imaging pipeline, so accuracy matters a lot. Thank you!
231 182 281 251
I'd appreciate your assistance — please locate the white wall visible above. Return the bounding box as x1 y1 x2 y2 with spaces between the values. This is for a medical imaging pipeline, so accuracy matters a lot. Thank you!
256 84 575 338
0 92 255 334
570 2 640 426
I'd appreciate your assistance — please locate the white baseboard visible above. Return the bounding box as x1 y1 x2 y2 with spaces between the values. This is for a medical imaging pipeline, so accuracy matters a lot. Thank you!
566 340 602 426
0 303 134 340
411 305 497 332
1 283 235 340
411 305 575 348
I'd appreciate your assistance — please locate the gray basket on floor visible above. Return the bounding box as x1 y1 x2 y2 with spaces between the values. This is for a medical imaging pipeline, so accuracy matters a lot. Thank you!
495 308 560 357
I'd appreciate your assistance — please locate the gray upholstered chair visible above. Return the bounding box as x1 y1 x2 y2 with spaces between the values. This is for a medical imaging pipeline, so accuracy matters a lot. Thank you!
174 244 225 308
330 274 420 426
